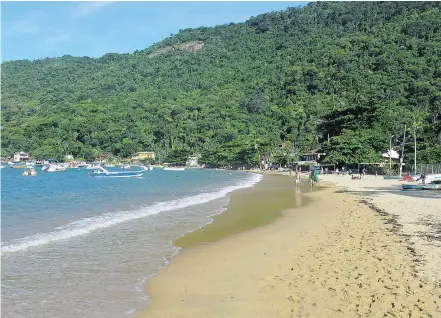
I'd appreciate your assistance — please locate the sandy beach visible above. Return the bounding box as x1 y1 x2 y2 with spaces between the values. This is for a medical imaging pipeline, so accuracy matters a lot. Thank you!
136 173 441 317
320 174 441 284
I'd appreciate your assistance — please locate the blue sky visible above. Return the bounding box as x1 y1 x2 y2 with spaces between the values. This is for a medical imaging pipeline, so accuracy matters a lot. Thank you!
1 1 308 62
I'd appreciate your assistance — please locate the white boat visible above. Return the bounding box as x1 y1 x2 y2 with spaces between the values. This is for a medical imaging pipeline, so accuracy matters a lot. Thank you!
425 174 441 184
121 165 131 169
140 165 153 171
42 164 67 172
46 164 58 172
89 166 144 178
104 164 115 168
85 164 101 170
56 164 68 171
163 166 186 171
413 173 441 184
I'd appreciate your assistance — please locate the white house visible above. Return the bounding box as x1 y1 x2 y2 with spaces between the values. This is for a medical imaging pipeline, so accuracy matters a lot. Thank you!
14 151 30 162
381 149 399 160
186 154 201 167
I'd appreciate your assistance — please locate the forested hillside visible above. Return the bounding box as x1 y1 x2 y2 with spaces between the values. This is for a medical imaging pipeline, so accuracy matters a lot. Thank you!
2 2 441 166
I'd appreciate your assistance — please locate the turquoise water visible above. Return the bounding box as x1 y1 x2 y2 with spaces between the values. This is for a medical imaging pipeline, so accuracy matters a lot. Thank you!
1 167 262 318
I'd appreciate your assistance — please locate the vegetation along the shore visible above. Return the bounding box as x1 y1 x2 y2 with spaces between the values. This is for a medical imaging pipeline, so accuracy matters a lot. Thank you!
2 2 441 165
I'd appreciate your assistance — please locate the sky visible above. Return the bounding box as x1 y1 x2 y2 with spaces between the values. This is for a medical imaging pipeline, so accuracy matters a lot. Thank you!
1 1 308 62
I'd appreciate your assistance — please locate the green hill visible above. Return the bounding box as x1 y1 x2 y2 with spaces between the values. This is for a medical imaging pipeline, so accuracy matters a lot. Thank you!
2 2 441 166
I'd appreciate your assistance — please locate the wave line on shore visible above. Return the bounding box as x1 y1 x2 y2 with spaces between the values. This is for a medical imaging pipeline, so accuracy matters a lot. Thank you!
1 173 263 255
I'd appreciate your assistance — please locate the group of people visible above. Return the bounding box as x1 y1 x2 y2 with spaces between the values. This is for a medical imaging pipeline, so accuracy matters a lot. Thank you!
22 167 38 176
290 165 368 186
351 166 367 179
289 169 317 189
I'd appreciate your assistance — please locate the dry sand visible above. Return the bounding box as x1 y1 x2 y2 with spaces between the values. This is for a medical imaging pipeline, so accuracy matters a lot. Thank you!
136 174 441 318
320 174 441 284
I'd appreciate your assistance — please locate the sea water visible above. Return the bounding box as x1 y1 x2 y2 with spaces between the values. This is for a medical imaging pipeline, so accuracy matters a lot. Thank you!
1 167 262 317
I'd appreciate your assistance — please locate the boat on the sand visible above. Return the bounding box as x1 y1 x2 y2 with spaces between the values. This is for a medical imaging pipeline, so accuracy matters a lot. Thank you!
402 179 441 191
402 184 424 190
422 183 441 190
383 175 401 180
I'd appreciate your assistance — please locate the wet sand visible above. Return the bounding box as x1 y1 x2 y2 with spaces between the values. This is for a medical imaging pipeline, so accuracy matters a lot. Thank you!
136 173 441 318
175 173 308 248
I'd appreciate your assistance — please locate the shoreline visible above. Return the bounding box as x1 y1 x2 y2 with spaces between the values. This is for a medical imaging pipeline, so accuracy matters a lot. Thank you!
135 173 441 317
174 173 309 249
133 172 307 316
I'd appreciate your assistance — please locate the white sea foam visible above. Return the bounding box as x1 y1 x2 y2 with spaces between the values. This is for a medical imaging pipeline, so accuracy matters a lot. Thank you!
1 173 262 254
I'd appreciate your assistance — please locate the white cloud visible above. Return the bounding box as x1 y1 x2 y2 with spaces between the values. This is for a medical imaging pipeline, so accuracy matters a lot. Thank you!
71 1 113 19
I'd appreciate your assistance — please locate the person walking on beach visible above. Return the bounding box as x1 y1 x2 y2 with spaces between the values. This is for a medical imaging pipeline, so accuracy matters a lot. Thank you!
309 170 315 188
295 170 301 189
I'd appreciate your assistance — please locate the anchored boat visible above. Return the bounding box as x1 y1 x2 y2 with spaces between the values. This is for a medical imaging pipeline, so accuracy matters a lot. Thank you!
89 166 146 177
163 163 185 171
163 167 186 171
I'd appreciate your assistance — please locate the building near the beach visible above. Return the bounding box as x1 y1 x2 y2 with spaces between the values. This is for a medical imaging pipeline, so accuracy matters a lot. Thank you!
186 154 201 167
13 151 30 162
131 151 156 161
301 148 327 163
381 149 400 161
98 153 110 163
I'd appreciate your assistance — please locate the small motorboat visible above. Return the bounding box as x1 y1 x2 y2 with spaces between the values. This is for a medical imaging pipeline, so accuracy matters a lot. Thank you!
85 164 101 170
10 162 28 169
42 164 66 172
163 163 185 171
89 167 144 177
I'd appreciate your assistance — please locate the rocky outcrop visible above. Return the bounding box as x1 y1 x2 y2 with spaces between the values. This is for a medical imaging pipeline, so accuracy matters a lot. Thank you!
148 41 204 58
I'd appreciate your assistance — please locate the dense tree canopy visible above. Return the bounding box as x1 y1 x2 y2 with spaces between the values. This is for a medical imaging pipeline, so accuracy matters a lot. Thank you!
2 2 441 166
